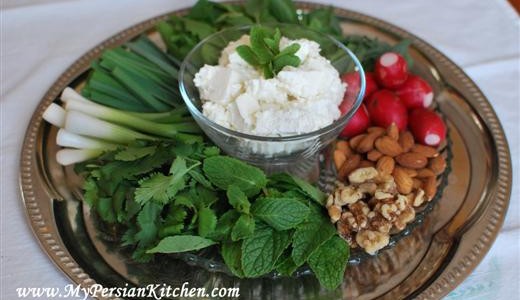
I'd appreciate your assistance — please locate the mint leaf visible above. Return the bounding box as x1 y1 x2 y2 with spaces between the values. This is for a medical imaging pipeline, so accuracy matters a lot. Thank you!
278 43 300 56
308 235 350 290
276 255 299 276
236 45 260 66
251 197 309 231
146 235 215 253
241 223 292 277
269 173 326 205
235 26 301 78
147 235 216 254
198 207 217 237
203 156 267 197
231 214 255 241
268 0 298 23
291 206 336 265
222 241 245 277
273 54 300 73
227 184 251 214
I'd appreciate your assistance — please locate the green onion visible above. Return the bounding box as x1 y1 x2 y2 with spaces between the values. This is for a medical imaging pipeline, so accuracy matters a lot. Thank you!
62 88 200 137
57 129 119 150
64 110 154 143
42 103 66 128
56 149 103 166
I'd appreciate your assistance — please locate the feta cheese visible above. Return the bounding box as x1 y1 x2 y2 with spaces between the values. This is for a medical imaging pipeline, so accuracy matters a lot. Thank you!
194 34 347 137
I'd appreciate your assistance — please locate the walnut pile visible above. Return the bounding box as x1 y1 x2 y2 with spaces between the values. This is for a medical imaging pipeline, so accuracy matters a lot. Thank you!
329 124 446 255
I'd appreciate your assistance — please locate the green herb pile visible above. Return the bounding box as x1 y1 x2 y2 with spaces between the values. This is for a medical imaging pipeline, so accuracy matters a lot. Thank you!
73 0 414 291
77 140 348 289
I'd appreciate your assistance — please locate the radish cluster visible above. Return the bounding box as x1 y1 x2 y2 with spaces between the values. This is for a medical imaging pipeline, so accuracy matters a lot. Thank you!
339 52 446 147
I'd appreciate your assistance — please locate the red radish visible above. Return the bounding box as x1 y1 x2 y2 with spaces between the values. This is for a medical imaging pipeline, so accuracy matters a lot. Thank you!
364 72 379 100
375 52 408 88
367 90 408 130
395 75 434 109
409 108 446 146
341 72 379 100
339 104 370 138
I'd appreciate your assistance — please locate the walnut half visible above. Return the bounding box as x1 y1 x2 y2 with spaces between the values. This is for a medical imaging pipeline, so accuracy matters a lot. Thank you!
355 230 390 255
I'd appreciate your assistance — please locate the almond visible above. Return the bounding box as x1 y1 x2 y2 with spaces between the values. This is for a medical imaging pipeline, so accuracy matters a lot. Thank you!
375 136 403 157
416 168 436 178
376 156 395 175
423 176 437 200
412 178 423 189
399 131 415 152
367 126 386 135
395 166 418 178
387 123 399 141
338 154 361 180
359 160 375 168
395 152 428 169
349 134 366 150
367 150 383 162
334 150 347 170
356 134 377 153
336 140 352 157
411 144 438 158
393 167 414 194
429 155 446 175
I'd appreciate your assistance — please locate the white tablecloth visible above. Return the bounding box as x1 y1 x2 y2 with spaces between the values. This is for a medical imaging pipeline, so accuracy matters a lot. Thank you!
1 0 519 299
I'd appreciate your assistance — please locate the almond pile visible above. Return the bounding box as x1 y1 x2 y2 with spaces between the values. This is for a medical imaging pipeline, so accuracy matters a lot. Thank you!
333 123 445 200
329 123 447 254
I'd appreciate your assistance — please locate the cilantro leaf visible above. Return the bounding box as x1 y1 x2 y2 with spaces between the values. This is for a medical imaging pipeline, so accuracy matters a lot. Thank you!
134 157 198 205
135 173 179 205
208 210 240 241
198 207 217 237
135 202 163 248
114 146 156 161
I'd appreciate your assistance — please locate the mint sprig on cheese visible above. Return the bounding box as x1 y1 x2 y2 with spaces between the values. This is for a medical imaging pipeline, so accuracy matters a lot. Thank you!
236 26 301 79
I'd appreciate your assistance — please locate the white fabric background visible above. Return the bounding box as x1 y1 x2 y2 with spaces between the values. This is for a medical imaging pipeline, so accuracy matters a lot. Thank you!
1 0 519 299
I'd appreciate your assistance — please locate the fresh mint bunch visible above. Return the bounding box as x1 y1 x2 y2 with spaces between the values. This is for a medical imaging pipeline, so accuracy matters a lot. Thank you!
236 26 301 78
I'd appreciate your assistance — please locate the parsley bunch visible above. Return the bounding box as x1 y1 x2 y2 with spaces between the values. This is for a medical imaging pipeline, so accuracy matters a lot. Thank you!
236 26 301 78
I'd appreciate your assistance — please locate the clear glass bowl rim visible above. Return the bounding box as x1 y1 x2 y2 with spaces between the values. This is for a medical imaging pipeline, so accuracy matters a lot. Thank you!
179 24 366 142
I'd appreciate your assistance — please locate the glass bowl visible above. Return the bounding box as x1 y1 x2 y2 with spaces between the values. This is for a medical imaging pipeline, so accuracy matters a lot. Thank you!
179 24 365 178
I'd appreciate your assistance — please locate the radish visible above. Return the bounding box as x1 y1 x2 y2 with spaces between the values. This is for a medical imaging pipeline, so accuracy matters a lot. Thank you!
339 104 370 138
365 72 379 100
341 72 379 101
395 75 434 109
367 90 408 131
409 108 446 146
375 52 408 89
